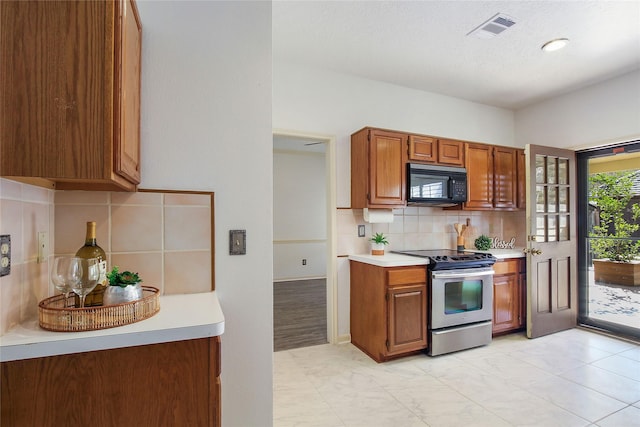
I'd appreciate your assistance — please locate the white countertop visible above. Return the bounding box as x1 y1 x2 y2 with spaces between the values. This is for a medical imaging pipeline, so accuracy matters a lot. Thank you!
0 291 225 362
349 248 525 267
349 253 429 267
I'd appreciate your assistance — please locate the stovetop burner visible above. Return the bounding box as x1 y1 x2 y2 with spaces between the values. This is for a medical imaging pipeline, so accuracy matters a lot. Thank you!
392 249 496 270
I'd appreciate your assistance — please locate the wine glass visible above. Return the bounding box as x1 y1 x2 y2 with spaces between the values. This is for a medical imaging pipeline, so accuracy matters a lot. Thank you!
50 257 82 308
70 258 100 309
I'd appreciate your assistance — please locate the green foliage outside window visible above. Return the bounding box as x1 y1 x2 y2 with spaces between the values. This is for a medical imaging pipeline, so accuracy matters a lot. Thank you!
589 171 640 262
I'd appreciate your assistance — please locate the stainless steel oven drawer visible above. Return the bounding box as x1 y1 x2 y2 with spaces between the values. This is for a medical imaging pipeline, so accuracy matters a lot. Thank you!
428 320 492 356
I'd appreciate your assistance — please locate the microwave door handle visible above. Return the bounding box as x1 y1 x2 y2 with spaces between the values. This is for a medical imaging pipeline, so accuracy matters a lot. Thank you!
431 269 495 280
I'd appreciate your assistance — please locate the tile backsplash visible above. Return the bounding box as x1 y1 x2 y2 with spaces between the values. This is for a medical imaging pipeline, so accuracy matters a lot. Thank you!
337 207 526 256
0 178 213 335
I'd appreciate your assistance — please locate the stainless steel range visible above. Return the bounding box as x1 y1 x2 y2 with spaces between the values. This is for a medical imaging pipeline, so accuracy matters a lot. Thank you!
393 250 497 356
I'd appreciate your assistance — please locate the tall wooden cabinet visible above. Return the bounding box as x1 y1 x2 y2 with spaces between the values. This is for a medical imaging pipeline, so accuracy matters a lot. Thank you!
351 128 407 208
350 261 427 362
0 0 142 191
492 258 526 335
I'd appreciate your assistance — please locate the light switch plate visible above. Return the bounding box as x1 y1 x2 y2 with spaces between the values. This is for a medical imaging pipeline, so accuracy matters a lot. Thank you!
358 225 366 237
0 235 11 277
229 230 246 255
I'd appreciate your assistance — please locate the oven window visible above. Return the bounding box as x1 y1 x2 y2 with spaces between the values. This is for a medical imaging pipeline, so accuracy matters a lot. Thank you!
444 280 483 314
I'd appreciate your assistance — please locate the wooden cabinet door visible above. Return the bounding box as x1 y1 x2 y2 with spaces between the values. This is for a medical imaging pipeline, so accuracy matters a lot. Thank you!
465 143 494 209
438 139 464 166
114 0 142 184
517 149 526 209
387 283 427 355
408 135 437 163
494 146 518 209
492 272 519 334
1 338 220 427
0 0 140 191
368 129 407 206
0 1 110 182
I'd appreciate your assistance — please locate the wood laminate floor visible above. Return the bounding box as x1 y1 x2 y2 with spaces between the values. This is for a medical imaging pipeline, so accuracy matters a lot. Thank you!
273 279 327 352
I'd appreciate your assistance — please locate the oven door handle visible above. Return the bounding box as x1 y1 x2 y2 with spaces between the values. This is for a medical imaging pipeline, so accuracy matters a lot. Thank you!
431 269 495 280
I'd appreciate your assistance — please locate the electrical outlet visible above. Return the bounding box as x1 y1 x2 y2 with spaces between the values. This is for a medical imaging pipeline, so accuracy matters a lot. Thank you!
302 259 307 266
0 235 10 277
37 232 49 264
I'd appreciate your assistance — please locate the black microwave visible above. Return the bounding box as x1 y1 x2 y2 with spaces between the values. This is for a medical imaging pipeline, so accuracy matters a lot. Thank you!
406 163 467 206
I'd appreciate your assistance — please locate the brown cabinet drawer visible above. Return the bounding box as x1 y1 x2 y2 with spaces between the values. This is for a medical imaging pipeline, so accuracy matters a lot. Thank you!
493 259 520 275
387 268 426 286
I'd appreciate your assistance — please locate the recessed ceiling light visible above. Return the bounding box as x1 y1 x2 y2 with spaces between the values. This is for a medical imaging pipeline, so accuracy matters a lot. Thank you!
541 38 569 52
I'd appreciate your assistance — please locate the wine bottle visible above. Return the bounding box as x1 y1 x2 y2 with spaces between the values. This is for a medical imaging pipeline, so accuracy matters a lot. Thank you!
75 221 108 307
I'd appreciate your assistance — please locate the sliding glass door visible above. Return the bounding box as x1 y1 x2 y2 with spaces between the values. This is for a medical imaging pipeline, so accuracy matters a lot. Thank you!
577 141 640 340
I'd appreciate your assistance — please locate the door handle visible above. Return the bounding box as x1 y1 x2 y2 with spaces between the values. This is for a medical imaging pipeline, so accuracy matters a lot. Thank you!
523 248 542 256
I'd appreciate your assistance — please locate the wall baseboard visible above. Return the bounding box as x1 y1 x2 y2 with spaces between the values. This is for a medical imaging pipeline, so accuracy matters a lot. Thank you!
336 334 351 345
273 276 327 283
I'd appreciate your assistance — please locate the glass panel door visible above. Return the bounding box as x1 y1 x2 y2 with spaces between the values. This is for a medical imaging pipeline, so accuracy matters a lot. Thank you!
577 141 640 339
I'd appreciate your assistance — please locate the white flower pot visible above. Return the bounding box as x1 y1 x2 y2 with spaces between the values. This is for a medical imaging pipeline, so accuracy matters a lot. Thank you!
103 283 143 305
371 243 386 256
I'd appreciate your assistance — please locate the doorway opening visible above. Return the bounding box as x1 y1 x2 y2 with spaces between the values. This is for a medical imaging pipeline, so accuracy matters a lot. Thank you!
272 131 337 351
577 140 640 340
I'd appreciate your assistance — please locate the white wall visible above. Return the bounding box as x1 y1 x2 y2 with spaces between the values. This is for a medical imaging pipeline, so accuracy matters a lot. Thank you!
273 61 516 208
515 70 640 149
273 150 327 280
136 2 272 426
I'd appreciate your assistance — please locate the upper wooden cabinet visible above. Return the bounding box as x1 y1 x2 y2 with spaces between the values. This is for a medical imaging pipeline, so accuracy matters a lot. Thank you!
438 139 465 166
408 135 464 166
408 135 437 163
493 146 518 209
464 143 522 211
351 128 407 208
0 0 142 191
517 149 526 209
465 143 494 209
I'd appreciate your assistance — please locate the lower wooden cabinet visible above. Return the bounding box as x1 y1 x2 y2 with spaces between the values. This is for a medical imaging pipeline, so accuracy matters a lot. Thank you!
350 261 427 362
492 258 526 335
1 336 221 427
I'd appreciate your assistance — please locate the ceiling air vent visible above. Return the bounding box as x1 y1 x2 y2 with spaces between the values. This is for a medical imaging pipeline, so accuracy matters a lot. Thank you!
467 13 516 39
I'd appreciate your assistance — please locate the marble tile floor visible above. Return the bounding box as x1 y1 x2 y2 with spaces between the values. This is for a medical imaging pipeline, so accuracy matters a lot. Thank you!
274 328 640 427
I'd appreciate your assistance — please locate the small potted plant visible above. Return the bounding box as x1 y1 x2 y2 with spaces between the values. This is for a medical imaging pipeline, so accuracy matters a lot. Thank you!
474 235 492 251
370 232 389 255
103 266 144 305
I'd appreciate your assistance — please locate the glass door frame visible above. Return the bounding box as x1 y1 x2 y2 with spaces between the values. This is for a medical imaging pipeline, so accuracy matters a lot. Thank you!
576 140 640 340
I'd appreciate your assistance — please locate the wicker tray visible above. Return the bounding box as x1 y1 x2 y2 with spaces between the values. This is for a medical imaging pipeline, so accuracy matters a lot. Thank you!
38 286 160 332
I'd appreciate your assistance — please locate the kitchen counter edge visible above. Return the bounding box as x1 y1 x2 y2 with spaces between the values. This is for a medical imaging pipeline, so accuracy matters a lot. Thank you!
0 291 225 362
349 253 429 267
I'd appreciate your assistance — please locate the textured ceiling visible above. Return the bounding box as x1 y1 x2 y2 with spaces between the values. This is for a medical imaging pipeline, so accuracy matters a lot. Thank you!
273 0 640 110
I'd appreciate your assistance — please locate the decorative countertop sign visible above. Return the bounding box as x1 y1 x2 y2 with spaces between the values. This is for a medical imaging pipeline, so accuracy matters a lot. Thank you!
491 237 516 249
